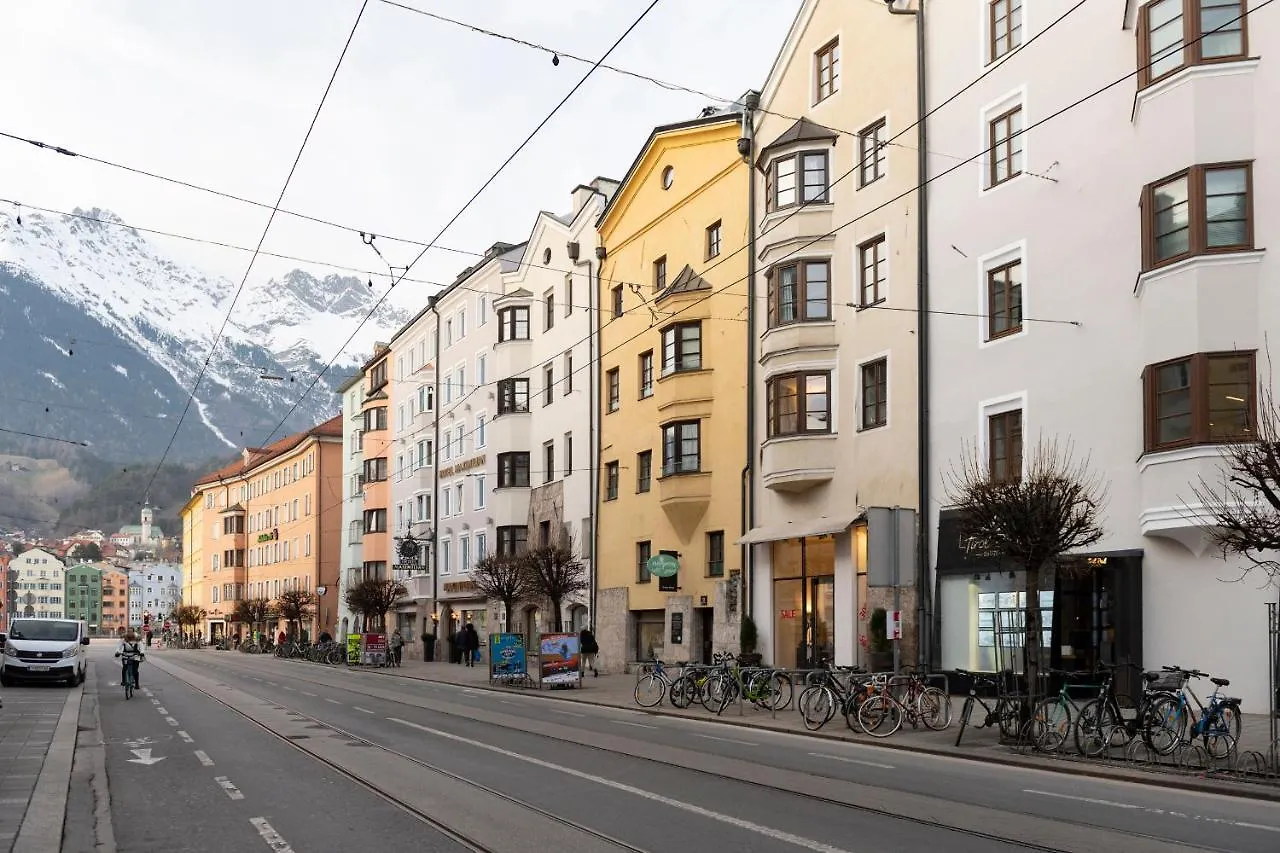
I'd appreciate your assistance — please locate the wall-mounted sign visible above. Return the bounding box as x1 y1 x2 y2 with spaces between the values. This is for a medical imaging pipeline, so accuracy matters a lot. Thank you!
443 580 478 594
257 528 279 543
780 609 799 620
315 586 327 596
439 454 486 480
646 553 679 578
670 612 683 645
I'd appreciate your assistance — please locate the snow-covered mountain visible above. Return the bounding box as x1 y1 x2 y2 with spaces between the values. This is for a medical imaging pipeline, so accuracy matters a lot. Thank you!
0 207 410 462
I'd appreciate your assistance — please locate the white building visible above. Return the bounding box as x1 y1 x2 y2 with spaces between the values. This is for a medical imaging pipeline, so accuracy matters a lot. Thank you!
10 548 66 619
925 0 1276 708
336 371 366 640
502 178 618 637
126 562 183 628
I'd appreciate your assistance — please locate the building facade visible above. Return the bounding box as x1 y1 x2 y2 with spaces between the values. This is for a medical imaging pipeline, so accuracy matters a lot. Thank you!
595 112 750 669
925 0 1276 708
355 346 395 631
10 548 65 619
743 0 922 671
101 567 129 636
503 178 619 638
63 563 104 635
336 371 366 640
124 562 182 629
179 491 203 626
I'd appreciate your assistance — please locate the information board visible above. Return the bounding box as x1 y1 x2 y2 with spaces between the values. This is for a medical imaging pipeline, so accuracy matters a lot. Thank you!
488 633 527 681
539 633 581 687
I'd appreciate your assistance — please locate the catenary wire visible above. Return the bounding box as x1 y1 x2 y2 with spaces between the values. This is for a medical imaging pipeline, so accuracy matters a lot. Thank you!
0 425 90 446
140 0 373 505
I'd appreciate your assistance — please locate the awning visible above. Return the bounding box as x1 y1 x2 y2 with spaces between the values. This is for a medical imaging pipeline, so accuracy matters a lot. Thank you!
735 514 862 546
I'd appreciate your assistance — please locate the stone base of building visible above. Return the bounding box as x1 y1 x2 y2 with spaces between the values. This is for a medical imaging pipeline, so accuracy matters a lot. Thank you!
595 582 739 674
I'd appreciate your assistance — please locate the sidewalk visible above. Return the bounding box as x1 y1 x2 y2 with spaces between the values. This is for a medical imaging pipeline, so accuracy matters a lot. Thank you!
0 687 81 853
357 657 1280 799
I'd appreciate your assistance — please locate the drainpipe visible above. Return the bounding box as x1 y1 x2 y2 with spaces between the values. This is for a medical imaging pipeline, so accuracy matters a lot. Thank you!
429 298 441 643
570 226 603 631
887 0 931 668
740 91 760 623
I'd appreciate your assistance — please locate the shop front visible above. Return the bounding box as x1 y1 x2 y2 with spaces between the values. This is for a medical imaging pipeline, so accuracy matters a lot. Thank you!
934 510 1143 692
437 578 488 663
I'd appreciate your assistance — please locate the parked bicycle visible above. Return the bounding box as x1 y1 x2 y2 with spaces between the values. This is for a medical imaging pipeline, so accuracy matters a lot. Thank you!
954 669 1024 746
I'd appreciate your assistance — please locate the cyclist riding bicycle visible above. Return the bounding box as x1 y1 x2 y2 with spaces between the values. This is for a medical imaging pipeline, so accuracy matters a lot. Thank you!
115 631 145 689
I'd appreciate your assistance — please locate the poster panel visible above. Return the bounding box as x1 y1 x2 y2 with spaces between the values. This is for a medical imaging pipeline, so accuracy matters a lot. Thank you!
488 632 527 680
362 632 387 666
539 632 581 686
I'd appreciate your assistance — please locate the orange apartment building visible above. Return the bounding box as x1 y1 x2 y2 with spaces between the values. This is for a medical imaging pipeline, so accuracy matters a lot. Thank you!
100 567 129 636
356 345 393 590
183 416 344 640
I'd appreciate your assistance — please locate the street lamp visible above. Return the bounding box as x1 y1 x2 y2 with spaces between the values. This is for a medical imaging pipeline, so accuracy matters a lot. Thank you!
392 522 434 580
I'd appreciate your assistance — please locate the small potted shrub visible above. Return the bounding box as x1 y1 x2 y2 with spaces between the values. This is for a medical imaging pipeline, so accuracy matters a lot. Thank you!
738 615 762 666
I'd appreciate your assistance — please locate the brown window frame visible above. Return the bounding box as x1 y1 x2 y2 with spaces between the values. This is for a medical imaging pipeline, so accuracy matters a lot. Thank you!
766 371 832 438
497 452 531 488
497 305 530 342
706 531 725 578
638 350 654 398
1137 0 1249 90
1140 161 1253 271
815 37 840 103
543 290 555 330
497 377 530 414
661 420 701 476
604 461 620 501
636 450 652 493
543 364 554 407
611 285 624 319
636 540 652 583
606 367 621 413
653 255 667 292
988 409 1023 482
987 106 1024 188
988 0 1023 64
858 119 887 187
368 360 388 393
987 259 1023 340
1143 350 1256 452
860 359 888 430
765 149 830 212
766 259 831 328
660 321 702 375
858 236 887 307
706 221 722 259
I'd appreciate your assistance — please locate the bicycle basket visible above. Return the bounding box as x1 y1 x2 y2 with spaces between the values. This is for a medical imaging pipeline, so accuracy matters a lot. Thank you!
1145 671 1186 692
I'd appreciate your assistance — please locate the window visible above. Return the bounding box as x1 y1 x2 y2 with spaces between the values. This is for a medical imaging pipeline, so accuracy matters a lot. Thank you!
497 526 527 558
417 439 432 467
815 37 839 102
475 531 486 560
442 486 452 518
767 260 830 326
475 474 486 509
538 520 552 547
636 350 655 398
857 125 888 194
478 295 487 325
415 494 428 521
476 415 487 447
653 256 667 292
362 406 387 432
543 441 555 484
564 274 574 316
1144 351 1255 451
858 236 887 306
636 450 652 493
419 385 433 412
369 360 388 392
766 151 829 211
445 318 453 347
477 354 487 386
989 0 1023 63
363 509 387 533
705 221 722 259
637 541 652 583
457 366 466 398
987 260 1023 339
440 540 451 575
661 165 675 189
661 421 701 475
460 535 472 572
362 457 388 482
455 483 464 514
611 285 624 318
1139 0 1247 88
766 372 831 437
707 531 725 577
605 461 619 500
988 409 1023 482
1141 162 1252 270
988 106 1024 188
860 359 888 430
497 378 530 414
497 306 530 341
497 452 530 488
564 432 573 475
453 425 464 457
660 322 702 374
563 351 574 395
607 368 620 412
458 309 467 339
544 290 555 330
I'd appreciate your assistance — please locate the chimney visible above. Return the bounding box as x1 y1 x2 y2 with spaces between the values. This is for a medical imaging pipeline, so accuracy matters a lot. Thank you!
571 185 595 216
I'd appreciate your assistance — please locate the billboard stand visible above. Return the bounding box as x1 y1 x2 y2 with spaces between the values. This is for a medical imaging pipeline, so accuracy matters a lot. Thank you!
489 633 532 688
538 632 581 690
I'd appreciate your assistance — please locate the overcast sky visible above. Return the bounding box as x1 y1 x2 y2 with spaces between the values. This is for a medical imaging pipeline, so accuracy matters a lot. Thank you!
0 0 801 324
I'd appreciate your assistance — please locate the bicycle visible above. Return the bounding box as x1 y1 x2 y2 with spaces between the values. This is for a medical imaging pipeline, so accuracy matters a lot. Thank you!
857 667 951 737
118 650 143 700
1151 666 1243 759
1028 669 1095 753
797 664 871 731
1075 662 1186 757
633 659 680 707
953 669 1024 746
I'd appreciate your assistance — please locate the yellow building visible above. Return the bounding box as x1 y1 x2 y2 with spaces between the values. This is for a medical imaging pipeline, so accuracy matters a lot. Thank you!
179 490 204 630
595 111 750 668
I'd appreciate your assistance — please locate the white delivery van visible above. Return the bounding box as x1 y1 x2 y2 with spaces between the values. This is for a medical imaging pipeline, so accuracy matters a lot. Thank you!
1 618 90 686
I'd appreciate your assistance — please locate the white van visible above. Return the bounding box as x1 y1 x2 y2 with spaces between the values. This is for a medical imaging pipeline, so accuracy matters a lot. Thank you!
1 618 90 686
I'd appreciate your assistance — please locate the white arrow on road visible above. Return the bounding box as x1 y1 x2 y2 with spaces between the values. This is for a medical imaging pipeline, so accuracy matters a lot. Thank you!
127 748 166 766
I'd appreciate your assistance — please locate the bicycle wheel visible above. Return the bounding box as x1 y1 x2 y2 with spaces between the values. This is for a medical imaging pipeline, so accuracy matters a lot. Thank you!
752 670 794 711
799 686 834 731
997 698 1024 740
668 675 695 709
1143 694 1186 756
918 686 952 731
1074 699 1120 757
857 694 903 738
955 696 976 747
1031 698 1072 753
1202 704 1242 760
633 674 666 707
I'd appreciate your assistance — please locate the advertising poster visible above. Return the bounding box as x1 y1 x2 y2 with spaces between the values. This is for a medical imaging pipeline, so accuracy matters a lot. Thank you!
539 633 581 687
362 632 387 666
346 633 361 665
489 633 527 680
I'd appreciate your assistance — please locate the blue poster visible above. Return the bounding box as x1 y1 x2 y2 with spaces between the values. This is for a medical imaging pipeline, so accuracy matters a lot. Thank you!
489 633 526 680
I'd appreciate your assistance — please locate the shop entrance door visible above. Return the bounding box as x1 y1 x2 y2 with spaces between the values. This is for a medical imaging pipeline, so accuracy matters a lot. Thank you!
808 575 835 668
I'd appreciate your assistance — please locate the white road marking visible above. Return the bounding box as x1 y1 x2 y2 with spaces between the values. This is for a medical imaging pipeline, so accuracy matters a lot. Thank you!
388 718 852 853
164 717 179 726
194 750 215 767
156 707 168 714
610 720 657 729
462 689 483 696
126 748 165 766
282 686 295 691
177 730 194 743
142 688 154 696
500 700 519 706
301 692 317 697
696 734 759 746
324 698 341 705
150 698 160 705
215 776 245 800
808 752 895 770
1022 790 1280 833
250 816 295 852
548 709 586 718
266 681 278 686
354 706 375 714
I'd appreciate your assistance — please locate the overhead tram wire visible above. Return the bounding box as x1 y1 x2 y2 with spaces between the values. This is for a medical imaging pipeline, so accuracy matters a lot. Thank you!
257 0 665 448
138 0 372 505
0 426 90 447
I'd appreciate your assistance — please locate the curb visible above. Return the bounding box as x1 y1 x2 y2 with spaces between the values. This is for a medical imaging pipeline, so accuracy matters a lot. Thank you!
13 681 83 853
356 665 1280 804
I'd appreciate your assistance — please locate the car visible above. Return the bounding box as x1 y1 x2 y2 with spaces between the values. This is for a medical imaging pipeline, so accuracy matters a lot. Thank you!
1 618 90 687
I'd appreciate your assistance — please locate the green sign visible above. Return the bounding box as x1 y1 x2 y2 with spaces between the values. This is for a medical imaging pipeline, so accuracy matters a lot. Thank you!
646 553 679 578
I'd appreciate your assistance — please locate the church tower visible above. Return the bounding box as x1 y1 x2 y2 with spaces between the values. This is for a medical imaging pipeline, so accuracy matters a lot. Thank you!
140 504 154 544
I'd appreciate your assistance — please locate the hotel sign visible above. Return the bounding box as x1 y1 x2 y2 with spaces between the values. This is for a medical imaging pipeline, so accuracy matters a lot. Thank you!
439 454 486 479
443 580 478 594
257 528 279 543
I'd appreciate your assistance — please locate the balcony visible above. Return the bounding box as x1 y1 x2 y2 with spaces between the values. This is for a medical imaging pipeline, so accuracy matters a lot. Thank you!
657 471 712 535
1137 445 1232 556
491 338 532 380
487 410 531 450
761 434 838 493
397 574 432 602
654 368 714 423
759 321 838 366
488 486 530 526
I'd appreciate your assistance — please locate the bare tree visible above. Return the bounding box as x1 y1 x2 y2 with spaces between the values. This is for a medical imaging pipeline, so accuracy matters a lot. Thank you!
231 597 277 636
1191 381 1280 580
945 437 1107 707
276 589 316 639
521 544 588 633
343 579 407 632
172 605 206 638
470 554 535 627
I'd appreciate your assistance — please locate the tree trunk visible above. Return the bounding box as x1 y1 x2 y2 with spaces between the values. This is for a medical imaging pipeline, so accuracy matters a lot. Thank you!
1022 563 1044 724
504 601 514 630
550 597 563 632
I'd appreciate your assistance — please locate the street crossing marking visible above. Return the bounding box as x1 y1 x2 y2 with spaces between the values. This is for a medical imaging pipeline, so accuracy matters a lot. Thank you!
808 752 895 770
177 731 194 743
250 817 295 852
194 750 215 767
215 776 245 800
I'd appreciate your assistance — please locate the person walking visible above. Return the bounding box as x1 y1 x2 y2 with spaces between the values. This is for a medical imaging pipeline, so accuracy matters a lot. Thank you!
579 626 599 677
462 622 479 668
389 630 404 667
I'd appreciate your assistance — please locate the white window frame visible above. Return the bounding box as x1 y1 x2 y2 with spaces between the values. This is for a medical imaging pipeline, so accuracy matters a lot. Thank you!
978 391 1029 479
475 474 487 509
440 538 452 575
978 85 1029 196
976 239 1028 348
475 412 488 448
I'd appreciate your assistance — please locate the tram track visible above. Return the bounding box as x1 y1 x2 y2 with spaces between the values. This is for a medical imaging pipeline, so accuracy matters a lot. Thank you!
164 653 1228 853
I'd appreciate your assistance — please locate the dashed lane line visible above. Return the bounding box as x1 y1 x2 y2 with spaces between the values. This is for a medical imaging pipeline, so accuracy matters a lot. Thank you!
250 817 295 852
215 776 245 800
194 750 215 767
808 752 895 770
610 720 657 730
164 717 179 727
353 706 375 714
177 731 194 743
324 698 341 705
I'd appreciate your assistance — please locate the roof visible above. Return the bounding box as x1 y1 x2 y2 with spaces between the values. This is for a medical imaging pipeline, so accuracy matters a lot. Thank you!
194 415 342 486
755 117 838 169
655 264 711 301
335 371 363 394
387 241 527 346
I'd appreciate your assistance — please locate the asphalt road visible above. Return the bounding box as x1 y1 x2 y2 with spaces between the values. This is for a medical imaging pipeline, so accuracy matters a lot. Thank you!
92 647 1280 853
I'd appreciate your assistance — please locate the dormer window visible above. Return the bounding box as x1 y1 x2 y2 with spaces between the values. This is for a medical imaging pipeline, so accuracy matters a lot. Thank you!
766 151 829 212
